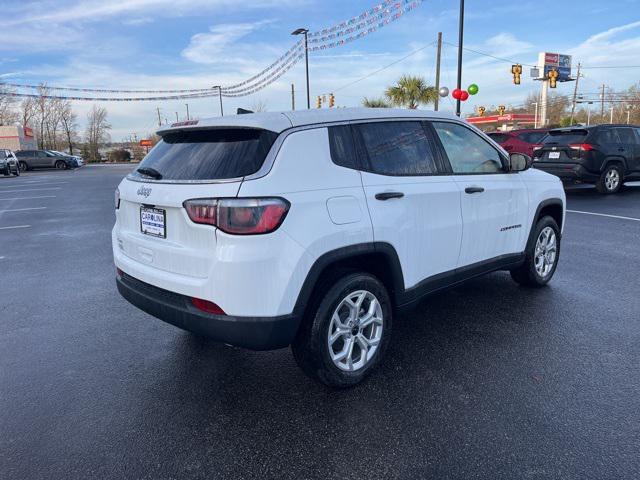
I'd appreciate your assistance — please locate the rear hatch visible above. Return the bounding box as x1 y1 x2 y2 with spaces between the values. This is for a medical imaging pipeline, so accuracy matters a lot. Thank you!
534 128 589 163
115 127 278 279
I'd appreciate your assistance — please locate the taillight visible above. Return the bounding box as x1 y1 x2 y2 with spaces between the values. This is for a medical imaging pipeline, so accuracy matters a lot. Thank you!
532 145 542 157
183 197 290 235
115 188 120 209
569 143 594 151
191 297 225 315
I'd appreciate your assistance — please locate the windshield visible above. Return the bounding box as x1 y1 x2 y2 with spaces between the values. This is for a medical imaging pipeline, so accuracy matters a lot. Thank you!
129 128 278 181
542 130 588 145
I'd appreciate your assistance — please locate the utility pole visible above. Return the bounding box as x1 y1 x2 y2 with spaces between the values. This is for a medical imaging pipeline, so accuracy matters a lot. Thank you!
175 112 179 122
610 106 614 124
540 80 549 126
569 62 581 125
600 84 606 123
156 107 162 127
533 102 538 129
291 83 295 111
212 86 224 117
455 0 465 117
627 106 631 124
434 32 443 112
185 103 190 121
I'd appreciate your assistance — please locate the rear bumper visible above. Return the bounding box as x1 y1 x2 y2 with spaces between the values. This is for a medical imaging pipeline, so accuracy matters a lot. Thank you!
533 162 599 182
116 271 300 350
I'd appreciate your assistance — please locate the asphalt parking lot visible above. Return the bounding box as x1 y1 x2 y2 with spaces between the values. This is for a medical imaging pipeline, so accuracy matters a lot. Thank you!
1 165 639 480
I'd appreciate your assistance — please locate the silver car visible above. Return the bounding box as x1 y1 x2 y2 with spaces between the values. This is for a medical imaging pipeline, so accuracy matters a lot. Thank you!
0 149 20 176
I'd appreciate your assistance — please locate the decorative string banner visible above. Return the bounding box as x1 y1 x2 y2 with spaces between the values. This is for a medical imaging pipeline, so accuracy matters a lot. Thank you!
1 0 423 100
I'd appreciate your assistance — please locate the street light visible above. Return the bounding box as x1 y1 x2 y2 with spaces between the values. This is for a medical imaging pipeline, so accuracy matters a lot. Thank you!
292 28 310 110
185 103 190 121
212 85 224 117
532 102 538 129
455 0 465 117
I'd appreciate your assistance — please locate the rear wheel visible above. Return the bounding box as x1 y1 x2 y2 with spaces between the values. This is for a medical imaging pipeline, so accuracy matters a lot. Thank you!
291 272 392 388
55 160 67 170
19 161 28 172
511 216 561 287
596 164 623 194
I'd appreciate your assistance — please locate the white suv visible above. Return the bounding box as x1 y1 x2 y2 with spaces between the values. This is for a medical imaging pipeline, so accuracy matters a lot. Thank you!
113 108 565 387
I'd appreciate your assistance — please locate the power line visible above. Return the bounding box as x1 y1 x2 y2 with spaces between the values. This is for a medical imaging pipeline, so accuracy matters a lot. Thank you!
333 41 437 93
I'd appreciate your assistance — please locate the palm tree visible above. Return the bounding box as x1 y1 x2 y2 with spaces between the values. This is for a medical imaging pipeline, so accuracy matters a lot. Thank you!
362 97 391 108
384 75 437 109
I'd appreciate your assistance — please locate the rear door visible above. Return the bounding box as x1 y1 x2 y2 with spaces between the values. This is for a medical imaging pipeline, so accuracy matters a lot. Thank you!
114 128 277 281
614 127 638 172
354 120 463 290
431 121 528 268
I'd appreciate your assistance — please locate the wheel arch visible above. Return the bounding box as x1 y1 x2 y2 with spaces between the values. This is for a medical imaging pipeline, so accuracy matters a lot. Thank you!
291 242 405 322
528 198 564 249
600 156 627 173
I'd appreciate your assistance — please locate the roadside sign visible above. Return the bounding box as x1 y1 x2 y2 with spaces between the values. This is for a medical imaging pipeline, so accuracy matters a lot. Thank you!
139 139 153 147
536 52 572 82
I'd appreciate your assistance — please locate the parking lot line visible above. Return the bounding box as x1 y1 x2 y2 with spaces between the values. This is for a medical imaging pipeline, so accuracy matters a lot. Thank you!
0 195 56 201
567 209 640 222
0 188 61 193
0 207 47 213
0 225 30 230
0 182 67 188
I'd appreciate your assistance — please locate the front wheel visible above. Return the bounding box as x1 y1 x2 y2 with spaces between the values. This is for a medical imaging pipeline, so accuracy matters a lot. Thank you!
511 216 561 287
596 164 623 194
291 272 392 388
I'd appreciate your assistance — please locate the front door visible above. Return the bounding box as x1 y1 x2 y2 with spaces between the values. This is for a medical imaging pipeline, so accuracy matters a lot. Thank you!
353 120 463 290
431 121 529 268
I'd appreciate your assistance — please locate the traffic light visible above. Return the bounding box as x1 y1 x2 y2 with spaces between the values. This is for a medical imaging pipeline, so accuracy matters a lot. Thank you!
511 64 522 85
498 105 506 116
478 106 486 117
329 93 335 108
316 96 322 109
548 68 559 88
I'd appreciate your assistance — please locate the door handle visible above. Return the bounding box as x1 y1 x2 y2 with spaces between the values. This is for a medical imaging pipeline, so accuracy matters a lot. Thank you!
375 191 404 201
618 147 625 152
465 186 485 194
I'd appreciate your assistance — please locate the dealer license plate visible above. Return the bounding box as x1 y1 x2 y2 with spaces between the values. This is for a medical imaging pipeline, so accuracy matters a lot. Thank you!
140 207 166 238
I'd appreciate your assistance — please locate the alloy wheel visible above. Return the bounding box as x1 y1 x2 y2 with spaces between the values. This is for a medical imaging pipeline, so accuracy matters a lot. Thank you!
327 290 383 372
534 226 557 278
604 168 620 192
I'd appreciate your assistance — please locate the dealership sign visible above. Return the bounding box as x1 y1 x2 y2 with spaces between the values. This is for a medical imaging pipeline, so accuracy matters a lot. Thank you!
537 52 572 82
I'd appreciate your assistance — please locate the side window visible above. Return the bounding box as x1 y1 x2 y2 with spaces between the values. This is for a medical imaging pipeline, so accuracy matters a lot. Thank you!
14 151 25 157
328 125 358 170
354 121 438 176
634 128 640 144
0 151 6 159
615 128 636 144
37 151 48 158
596 129 619 144
488 133 510 143
432 122 505 174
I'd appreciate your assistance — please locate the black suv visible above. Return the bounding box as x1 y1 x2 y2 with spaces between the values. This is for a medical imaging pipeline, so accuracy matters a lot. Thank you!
532 124 640 194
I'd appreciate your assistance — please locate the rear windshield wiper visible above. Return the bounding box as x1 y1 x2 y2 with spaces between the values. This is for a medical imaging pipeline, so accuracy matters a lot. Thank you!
136 167 163 179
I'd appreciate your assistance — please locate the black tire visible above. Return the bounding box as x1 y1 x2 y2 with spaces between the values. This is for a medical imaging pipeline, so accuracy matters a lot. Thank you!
511 216 561 287
55 160 67 170
13 164 20 176
19 161 28 172
291 272 392 388
596 163 623 194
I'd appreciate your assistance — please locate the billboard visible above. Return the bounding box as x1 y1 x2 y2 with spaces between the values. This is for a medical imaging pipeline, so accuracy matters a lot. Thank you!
537 52 572 81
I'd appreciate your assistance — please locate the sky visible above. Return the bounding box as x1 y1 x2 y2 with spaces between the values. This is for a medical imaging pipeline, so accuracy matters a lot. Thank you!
1 0 639 141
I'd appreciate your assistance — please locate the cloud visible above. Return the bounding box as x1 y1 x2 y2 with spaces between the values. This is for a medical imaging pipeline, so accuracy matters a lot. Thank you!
6 0 301 26
182 21 273 65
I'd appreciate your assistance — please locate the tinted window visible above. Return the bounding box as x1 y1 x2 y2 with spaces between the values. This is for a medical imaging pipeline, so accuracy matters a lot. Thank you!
595 129 620 144
615 128 636 144
14 151 29 157
432 122 504 174
518 132 546 143
635 128 640 143
0 151 6 159
487 133 510 143
355 121 437 176
328 125 358 169
543 129 589 145
130 129 278 181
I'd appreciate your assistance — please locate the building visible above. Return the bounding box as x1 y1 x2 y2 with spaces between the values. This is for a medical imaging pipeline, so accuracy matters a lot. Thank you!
0 125 37 151
466 113 537 132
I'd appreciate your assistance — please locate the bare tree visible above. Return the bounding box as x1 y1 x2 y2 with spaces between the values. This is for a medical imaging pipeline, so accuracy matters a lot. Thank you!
250 98 268 112
85 104 111 162
20 97 37 128
0 83 19 126
59 100 78 154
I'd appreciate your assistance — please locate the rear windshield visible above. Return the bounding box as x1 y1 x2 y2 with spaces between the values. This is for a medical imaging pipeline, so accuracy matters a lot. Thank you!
542 129 588 145
130 128 278 181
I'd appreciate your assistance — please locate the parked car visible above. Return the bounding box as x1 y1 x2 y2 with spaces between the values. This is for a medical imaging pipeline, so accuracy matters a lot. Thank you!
0 149 20 176
113 108 565 387
14 150 79 171
487 129 548 157
48 150 84 167
532 124 640 194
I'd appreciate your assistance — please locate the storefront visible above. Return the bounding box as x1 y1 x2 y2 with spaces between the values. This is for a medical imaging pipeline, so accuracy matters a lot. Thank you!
0 125 37 151
466 114 537 132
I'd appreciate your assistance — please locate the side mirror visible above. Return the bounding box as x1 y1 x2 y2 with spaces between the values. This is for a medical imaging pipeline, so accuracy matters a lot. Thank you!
509 152 531 172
